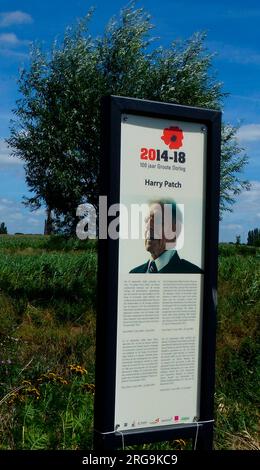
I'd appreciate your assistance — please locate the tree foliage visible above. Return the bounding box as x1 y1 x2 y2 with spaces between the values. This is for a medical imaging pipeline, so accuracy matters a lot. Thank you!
247 228 260 246
8 3 250 232
0 222 8 234
220 124 250 216
235 234 241 245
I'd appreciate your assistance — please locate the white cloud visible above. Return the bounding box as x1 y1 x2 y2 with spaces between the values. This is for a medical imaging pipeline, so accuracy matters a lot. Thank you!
0 48 29 59
34 208 46 217
231 94 260 105
237 124 260 142
238 181 260 205
0 32 29 47
10 212 24 221
0 32 19 46
0 198 45 234
0 198 13 211
27 217 42 226
0 139 23 167
0 49 30 60
0 11 33 27
220 181 260 242
0 32 30 60
0 198 13 205
207 41 260 65
222 224 243 230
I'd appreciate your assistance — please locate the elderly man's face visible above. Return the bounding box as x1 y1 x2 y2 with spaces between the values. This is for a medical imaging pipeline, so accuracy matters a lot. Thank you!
144 203 176 259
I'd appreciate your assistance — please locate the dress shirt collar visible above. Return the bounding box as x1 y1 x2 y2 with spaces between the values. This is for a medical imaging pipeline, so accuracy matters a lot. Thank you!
147 249 176 272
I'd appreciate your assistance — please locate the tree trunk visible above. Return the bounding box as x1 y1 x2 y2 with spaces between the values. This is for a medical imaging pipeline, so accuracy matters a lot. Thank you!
44 206 53 235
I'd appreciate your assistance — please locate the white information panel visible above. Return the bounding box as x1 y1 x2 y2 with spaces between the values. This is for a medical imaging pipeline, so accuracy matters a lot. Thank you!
114 114 207 431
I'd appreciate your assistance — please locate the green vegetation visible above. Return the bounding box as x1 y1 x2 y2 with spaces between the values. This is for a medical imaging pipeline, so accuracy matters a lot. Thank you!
218 243 258 257
248 228 260 247
0 236 259 449
215 245 260 450
0 235 96 449
0 234 96 252
0 222 7 234
8 4 249 233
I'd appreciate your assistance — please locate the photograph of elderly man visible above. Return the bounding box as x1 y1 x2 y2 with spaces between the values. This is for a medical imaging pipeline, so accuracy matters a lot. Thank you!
130 199 203 274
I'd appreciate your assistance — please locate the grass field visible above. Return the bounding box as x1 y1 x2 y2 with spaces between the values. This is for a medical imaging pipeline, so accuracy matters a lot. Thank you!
0 235 259 450
215 250 259 450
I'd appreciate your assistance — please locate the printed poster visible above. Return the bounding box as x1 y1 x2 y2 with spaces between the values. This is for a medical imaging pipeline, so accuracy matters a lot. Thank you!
114 114 207 431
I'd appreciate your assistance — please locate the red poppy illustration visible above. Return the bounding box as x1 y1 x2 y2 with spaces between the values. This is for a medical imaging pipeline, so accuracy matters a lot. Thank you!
161 126 184 149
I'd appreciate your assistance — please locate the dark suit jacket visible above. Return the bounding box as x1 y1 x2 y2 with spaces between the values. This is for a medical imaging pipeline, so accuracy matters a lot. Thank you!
130 251 203 274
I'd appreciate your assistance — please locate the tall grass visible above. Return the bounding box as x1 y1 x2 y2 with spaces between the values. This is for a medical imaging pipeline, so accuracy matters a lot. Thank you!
0 234 97 252
0 237 259 449
0 236 97 449
215 252 260 449
0 252 97 313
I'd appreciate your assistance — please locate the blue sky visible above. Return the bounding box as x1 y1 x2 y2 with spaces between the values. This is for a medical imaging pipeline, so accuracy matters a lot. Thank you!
0 0 259 241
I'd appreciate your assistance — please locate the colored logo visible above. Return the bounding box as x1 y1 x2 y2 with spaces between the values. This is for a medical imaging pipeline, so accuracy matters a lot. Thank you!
161 126 184 149
181 416 189 422
151 417 160 424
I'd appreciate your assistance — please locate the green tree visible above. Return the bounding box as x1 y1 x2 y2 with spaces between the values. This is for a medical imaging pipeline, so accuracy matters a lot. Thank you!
0 222 8 234
247 228 260 246
236 235 241 245
220 124 250 217
8 3 249 233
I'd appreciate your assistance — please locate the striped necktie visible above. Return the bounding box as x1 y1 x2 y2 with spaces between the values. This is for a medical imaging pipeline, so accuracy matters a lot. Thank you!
148 260 158 273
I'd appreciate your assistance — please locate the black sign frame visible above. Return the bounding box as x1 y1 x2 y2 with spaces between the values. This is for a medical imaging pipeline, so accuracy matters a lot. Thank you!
94 96 221 450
